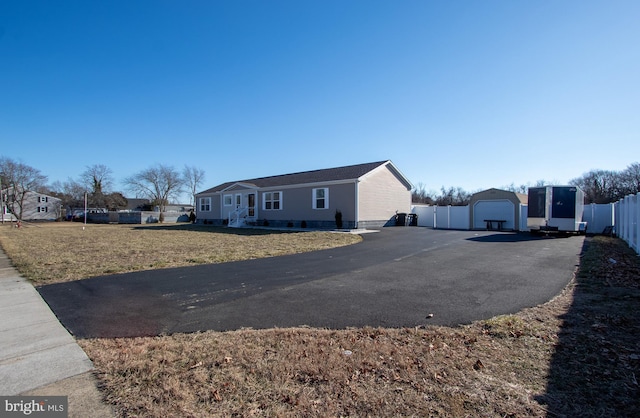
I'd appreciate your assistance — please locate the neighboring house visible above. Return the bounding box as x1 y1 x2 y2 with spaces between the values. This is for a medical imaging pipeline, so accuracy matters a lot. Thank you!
195 160 413 229
468 188 528 231
1 187 62 221
122 198 152 212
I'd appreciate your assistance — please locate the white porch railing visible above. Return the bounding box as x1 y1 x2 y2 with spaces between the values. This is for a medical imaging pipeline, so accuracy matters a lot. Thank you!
228 207 248 228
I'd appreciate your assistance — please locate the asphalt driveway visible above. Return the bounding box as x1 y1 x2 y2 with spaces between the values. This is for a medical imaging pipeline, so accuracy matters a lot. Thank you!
38 228 585 338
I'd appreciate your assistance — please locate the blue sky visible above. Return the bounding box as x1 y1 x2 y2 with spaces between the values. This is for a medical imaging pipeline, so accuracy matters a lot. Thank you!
1 0 639 201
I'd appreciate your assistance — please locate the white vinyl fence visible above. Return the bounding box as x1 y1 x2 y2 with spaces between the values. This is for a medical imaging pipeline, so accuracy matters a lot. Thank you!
411 202 617 235
615 193 639 255
411 205 470 229
411 204 528 231
583 203 615 235
519 204 528 231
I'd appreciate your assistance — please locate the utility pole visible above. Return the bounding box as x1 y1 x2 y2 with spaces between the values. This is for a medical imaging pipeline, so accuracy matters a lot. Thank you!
83 192 87 230
1 177 4 224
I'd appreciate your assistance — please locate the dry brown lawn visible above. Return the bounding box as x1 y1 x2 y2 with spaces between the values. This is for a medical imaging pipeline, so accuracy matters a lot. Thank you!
0 222 361 285
1 223 639 417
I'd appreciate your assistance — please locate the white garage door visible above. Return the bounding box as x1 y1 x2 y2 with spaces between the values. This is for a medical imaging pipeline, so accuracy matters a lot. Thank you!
473 200 515 230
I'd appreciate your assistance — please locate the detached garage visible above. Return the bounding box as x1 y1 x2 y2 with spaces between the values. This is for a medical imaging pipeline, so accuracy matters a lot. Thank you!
469 188 528 231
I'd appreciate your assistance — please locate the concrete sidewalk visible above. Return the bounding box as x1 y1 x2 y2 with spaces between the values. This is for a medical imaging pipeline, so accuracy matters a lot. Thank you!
0 250 115 417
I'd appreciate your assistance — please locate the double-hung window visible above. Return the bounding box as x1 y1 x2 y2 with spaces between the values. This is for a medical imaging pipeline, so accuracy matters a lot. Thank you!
199 197 211 212
312 188 328 209
223 194 233 206
263 191 282 210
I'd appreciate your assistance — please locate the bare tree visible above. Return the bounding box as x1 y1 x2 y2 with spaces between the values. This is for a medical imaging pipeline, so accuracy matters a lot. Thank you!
619 162 640 196
502 182 529 194
81 164 113 194
79 164 115 208
570 169 620 204
411 182 435 204
435 186 471 206
0 156 48 220
182 165 206 207
124 164 184 218
48 178 85 210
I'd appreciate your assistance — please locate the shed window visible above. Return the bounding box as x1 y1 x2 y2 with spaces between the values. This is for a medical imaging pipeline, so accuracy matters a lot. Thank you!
312 188 328 210
199 197 211 212
263 191 282 210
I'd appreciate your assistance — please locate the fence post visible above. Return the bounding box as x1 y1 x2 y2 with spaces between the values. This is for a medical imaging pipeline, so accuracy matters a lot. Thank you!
627 195 634 247
622 196 629 244
433 206 437 229
620 198 624 241
613 200 620 237
618 199 625 242
633 193 640 254
609 203 616 232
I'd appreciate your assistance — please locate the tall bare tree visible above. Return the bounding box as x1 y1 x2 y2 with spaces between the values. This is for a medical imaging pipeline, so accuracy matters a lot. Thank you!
80 164 114 208
570 169 621 204
81 164 113 194
124 164 184 218
411 182 434 204
435 186 472 206
182 165 206 207
502 183 529 194
48 178 85 210
620 162 640 196
0 156 48 220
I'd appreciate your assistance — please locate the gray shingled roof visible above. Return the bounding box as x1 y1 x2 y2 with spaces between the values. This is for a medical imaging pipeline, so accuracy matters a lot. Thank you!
199 160 392 194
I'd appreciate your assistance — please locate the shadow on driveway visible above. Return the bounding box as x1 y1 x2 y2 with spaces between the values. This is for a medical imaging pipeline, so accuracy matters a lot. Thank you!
466 232 573 243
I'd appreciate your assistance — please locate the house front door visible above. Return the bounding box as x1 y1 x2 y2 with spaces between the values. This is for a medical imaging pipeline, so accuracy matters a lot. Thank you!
247 193 256 217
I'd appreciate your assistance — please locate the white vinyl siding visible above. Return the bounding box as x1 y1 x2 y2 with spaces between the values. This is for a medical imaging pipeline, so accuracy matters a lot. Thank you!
263 191 282 210
358 165 411 221
312 188 329 209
